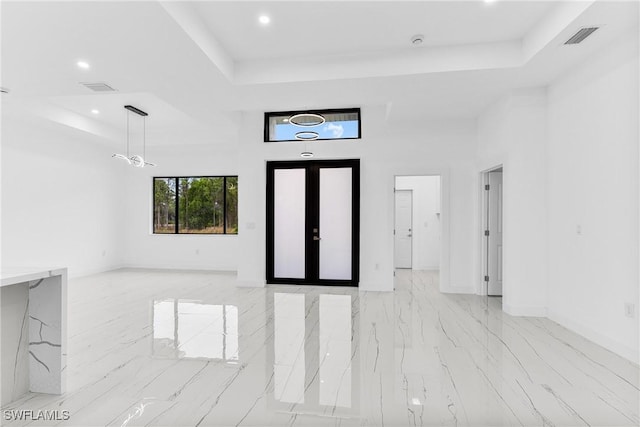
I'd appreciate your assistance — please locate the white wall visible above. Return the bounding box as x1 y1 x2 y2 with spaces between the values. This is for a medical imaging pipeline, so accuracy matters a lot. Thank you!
237 106 477 292
477 29 639 363
546 31 639 363
395 176 441 270
1 117 125 278
122 144 239 271
1 115 241 275
477 88 549 316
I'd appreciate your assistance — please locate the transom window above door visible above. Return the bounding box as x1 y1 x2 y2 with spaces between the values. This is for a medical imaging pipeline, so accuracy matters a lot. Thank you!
264 108 361 142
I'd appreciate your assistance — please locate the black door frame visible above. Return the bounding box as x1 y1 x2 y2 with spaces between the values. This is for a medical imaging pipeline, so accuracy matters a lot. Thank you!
266 159 360 286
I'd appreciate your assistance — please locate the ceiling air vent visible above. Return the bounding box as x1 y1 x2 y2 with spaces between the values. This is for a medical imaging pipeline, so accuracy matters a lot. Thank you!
80 82 117 92
564 27 599 45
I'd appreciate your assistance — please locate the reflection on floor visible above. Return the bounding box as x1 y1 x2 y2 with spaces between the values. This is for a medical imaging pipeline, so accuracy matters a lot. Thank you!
1 269 638 426
153 300 239 361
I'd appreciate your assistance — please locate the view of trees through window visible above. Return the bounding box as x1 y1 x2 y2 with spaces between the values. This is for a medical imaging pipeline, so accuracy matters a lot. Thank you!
154 178 176 233
154 176 238 234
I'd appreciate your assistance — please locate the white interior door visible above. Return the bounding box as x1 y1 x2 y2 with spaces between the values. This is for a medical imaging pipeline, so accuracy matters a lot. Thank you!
394 190 412 269
487 172 503 296
319 167 352 280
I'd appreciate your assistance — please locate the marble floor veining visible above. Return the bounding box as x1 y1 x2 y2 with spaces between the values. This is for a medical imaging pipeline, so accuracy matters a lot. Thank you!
1 269 638 427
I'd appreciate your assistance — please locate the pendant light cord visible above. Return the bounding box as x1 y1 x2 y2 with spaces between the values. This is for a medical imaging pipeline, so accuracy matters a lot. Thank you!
143 116 146 160
119 105 153 166
126 111 130 158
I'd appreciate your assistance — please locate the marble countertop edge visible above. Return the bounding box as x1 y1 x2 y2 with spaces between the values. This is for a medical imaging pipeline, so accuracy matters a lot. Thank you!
0 267 67 287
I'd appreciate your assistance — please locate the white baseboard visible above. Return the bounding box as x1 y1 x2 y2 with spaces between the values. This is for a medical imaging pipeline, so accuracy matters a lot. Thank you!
503 304 547 317
501 304 638 364
441 285 476 294
121 263 237 273
69 263 127 279
236 279 265 288
548 309 639 365
413 266 440 271
359 281 393 291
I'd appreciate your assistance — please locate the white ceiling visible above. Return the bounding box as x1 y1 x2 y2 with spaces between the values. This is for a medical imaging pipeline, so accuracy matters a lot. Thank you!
194 1 556 61
1 1 638 147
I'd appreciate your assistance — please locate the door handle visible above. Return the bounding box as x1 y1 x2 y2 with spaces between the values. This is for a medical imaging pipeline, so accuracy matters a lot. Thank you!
313 236 322 241
407 234 412 237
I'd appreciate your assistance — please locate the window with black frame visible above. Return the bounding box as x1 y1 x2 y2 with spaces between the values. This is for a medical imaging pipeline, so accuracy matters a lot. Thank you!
264 108 361 142
153 176 238 234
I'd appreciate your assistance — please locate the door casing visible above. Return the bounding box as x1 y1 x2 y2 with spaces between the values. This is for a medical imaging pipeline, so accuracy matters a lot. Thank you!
481 166 504 296
486 171 503 296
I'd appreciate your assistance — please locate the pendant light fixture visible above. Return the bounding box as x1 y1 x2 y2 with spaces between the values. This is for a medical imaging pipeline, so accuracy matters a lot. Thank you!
288 112 325 158
299 133 315 158
112 105 156 167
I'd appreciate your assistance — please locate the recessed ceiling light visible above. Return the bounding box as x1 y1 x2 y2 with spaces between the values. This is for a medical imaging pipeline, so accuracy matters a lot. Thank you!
259 15 270 25
77 60 90 69
484 0 497 3
91 109 100 114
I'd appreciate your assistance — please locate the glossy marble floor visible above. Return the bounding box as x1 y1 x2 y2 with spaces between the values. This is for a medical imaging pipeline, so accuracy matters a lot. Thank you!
1 269 638 427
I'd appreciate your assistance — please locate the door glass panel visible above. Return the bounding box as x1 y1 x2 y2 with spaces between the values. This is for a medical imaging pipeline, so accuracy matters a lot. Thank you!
319 167 352 280
274 169 306 279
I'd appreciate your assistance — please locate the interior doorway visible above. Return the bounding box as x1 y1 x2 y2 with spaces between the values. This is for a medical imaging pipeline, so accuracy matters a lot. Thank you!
482 166 503 296
394 176 441 272
266 159 360 286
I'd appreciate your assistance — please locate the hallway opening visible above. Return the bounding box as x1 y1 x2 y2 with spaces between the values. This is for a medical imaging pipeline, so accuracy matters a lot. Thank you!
394 175 442 285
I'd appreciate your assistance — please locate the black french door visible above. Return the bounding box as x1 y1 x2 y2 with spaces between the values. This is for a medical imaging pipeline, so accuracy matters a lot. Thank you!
266 159 360 286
